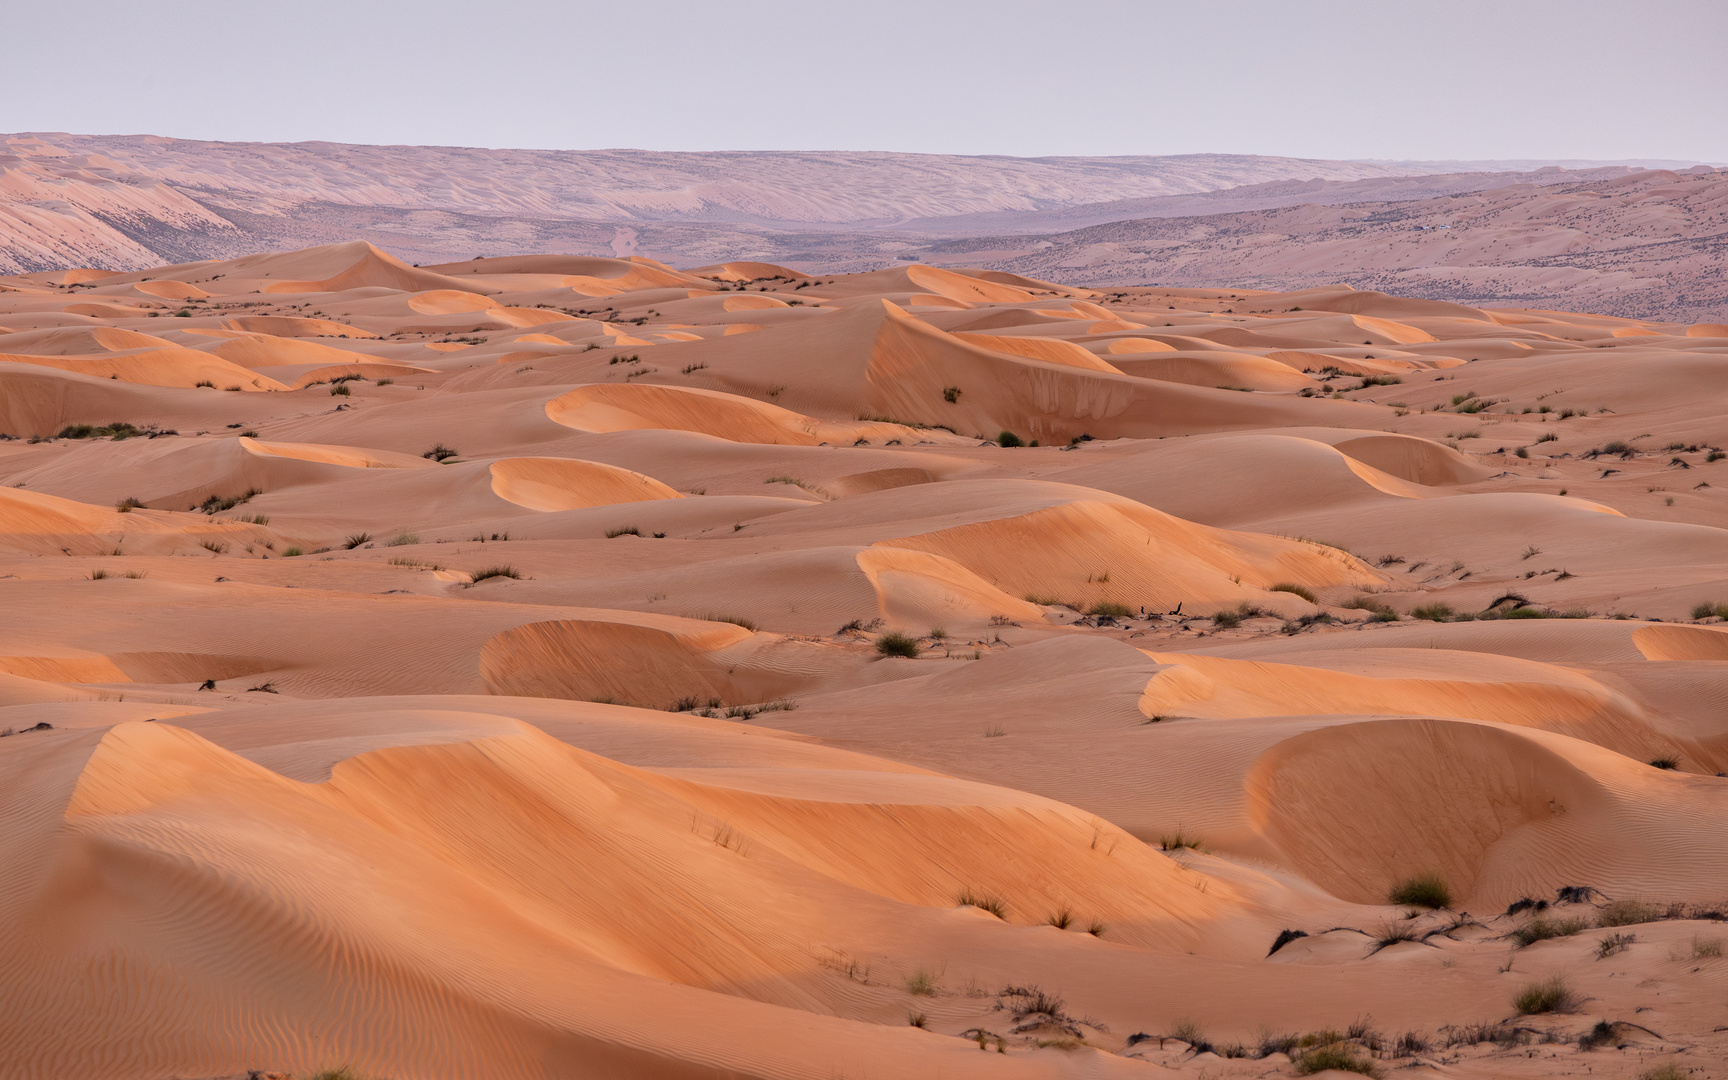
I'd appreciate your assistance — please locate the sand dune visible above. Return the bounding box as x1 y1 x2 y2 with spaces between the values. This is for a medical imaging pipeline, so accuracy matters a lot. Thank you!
3 242 1728 1079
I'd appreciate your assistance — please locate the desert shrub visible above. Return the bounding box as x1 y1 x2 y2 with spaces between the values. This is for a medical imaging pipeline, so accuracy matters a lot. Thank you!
957 889 1006 919
1371 922 1421 952
943 386 961 402
1691 936 1722 958
1088 601 1134 618
1046 908 1073 929
997 430 1023 447
470 565 522 583
343 533 372 549
1640 1066 1690 1080
1267 928 1309 956
905 970 936 996
605 526 641 538
1389 874 1452 908
704 614 758 631
422 444 459 461
282 547 304 557
1169 1019 1211 1053
1411 602 1454 622
385 532 419 547
1294 1043 1379 1076
115 496 145 512
876 631 921 658
1271 582 1317 603
1599 900 1662 927
1597 932 1635 958
1511 916 1585 947
1159 829 1204 852
1212 609 1241 628
1512 974 1576 1014
1650 757 1680 770
1692 602 1728 620
330 383 351 396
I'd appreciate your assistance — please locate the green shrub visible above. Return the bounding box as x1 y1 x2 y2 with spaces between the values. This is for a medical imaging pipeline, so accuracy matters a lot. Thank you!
1599 900 1662 927
1294 1043 1379 1076
876 632 920 658
997 430 1023 448
1511 916 1585 947
1411 603 1454 622
1388 874 1451 908
1512 974 1576 1014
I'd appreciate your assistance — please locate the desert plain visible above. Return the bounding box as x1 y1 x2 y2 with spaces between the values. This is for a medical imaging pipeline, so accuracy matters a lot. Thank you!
1 238 1727 1080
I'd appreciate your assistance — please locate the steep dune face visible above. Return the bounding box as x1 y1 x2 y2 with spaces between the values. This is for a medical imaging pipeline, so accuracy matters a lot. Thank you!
6 245 1728 1076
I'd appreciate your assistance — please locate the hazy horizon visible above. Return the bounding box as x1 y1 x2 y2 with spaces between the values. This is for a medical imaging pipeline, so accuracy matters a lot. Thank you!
5 0 1724 163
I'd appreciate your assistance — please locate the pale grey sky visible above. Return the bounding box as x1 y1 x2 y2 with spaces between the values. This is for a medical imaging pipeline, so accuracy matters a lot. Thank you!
6 0 1724 163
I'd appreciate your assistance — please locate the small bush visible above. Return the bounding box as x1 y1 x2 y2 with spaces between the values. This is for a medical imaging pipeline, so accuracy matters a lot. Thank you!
1512 974 1577 1014
704 614 758 631
1411 602 1454 622
876 632 921 658
1511 916 1585 948
115 496 145 512
1389 874 1452 908
282 547 304 557
1691 936 1723 958
1597 932 1635 958
1295 1043 1379 1076
1159 829 1204 852
423 444 459 461
1641 1066 1690 1080
1169 1019 1211 1053
1212 609 1241 628
1599 900 1662 927
1271 582 1317 603
996 430 1023 447
905 970 936 996
470 565 522 583
343 533 372 549
605 526 641 538
385 532 419 547
1088 601 1134 618
1692 602 1728 620
330 383 351 396
957 889 1006 919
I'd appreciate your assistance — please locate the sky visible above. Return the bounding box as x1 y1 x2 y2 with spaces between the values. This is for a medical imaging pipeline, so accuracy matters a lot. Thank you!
5 0 1725 163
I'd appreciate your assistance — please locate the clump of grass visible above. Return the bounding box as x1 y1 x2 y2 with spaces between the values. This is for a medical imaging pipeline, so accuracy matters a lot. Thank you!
1388 874 1451 909
1597 932 1635 958
1159 829 1204 852
1088 601 1133 618
1691 602 1728 620
422 444 459 461
343 532 372 549
1346 595 1399 621
1640 1066 1691 1080
1169 1019 1212 1054
1511 916 1586 947
282 547 304 557
905 970 937 996
907 1010 928 1028
605 526 641 538
876 631 921 658
385 532 419 547
957 889 1006 919
1294 1043 1380 1076
1512 974 1577 1014
1212 609 1242 628
1370 922 1422 953
1691 936 1723 959
1599 900 1662 927
1270 582 1317 603
1046 907 1073 930
115 496 145 512
329 383 351 396
1411 602 1454 622
470 565 522 583
703 614 757 631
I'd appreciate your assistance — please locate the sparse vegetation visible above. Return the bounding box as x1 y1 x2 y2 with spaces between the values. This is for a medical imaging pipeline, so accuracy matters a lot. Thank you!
469 565 522 583
996 430 1023 448
1411 602 1454 621
1511 915 1585 947
423 444 459 461
343 533 373 549
1512 974 1577 1014
1087 600 1133 618
703 614 758 631
1388 874 1451 909
1159 829 1204 852
1270 582 1316 603
1599 900 1662 927
1294 1043 1379 1077
876 631 921 658
957 889 1006 918
605 526 641 538
1597 932 1635 958
905 970 937 996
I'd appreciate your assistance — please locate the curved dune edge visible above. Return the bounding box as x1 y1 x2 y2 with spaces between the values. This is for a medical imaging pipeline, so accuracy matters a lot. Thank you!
544 382 956 447
5 716 1213 1078
855 546 1044 628
487 457 682 512
1245 716 1728 907
1633 623 1728 660
873 498 1382 614
0 348 290 391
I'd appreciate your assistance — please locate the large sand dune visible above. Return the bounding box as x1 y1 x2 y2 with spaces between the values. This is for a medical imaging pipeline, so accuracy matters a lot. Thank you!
2 244 1727 1079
